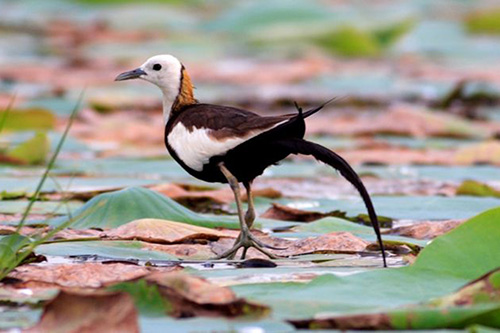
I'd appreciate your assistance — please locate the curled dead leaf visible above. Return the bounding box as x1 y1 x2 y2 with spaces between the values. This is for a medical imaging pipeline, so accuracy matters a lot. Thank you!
137 271 270 318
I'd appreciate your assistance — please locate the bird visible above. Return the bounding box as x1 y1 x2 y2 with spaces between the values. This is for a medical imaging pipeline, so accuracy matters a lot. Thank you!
115 54 387 267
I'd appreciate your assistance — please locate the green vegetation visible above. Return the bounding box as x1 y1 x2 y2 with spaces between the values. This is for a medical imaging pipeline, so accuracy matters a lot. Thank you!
317 19 414 57
0 108 55 131
0 96 82 281
457 180 500 198
6 132 49 165
465 8 500 35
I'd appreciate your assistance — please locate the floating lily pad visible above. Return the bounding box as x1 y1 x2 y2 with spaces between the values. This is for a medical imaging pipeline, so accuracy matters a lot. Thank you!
35 240 177 261
49 187 240 229
265 195 500 221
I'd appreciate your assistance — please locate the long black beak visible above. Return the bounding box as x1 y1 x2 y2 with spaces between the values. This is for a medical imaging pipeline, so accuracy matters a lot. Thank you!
115 68 147 81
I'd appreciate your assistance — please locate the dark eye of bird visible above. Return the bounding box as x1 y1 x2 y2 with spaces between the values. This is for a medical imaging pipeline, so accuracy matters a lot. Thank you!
153 64 162 71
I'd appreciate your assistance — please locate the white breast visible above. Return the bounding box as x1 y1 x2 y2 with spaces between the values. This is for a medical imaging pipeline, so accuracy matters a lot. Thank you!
168 122 280 171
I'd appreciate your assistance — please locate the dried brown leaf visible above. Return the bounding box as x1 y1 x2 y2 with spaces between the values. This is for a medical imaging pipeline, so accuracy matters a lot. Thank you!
147 271 235 304
261 202 333 222
103 218 235 244
8 263 168 288
281 232 369 255
26 290 139 333
144 271 270 318
290 312 392 330
390 220 464 239
152 183 281 205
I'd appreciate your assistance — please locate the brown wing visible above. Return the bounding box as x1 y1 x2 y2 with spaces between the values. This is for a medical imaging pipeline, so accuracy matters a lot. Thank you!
170 103 294 140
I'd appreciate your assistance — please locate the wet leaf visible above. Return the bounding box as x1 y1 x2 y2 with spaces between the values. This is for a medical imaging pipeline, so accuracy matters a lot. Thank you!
103 218 235 244
290 268 500 330
273 195 500 221
27 290 139 333
35 240 178 261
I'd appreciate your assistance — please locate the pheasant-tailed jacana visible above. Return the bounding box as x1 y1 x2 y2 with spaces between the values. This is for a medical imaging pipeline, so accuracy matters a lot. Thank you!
115 55 387 267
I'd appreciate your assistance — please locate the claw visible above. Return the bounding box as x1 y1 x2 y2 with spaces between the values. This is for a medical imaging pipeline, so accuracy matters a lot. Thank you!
214 231 284 260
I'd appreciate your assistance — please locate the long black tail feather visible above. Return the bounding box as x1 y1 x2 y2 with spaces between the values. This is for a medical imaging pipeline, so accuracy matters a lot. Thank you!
297 97 337 119
275 138 387 267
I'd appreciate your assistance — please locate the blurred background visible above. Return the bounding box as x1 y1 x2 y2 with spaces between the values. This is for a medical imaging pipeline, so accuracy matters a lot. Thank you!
2 0 500 216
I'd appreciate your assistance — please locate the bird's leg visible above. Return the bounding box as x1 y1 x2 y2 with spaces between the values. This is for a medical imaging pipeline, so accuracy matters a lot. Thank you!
223 182 255 257
244 181 256 229
214 163 279 260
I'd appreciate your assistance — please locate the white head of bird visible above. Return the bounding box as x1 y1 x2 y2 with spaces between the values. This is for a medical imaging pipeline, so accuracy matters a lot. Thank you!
115 54 195 123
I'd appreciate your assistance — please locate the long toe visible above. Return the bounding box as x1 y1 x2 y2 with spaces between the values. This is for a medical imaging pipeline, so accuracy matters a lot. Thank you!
249 233 288 251
213 233 284 260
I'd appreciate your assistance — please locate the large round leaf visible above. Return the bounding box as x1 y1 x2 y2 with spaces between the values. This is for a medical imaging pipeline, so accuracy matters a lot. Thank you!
49 187 240 229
